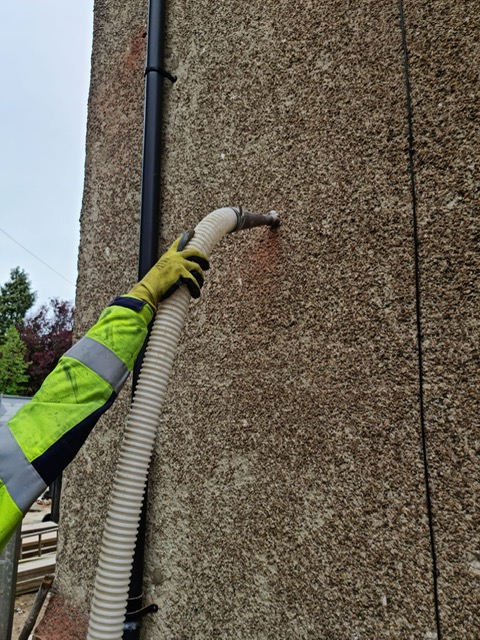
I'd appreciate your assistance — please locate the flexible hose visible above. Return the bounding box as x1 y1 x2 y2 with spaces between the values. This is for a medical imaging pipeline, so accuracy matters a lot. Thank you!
87 208 239 640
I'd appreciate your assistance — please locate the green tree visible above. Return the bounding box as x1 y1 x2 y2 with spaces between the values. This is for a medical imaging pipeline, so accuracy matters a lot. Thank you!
0 325 30 395
0 267 36 337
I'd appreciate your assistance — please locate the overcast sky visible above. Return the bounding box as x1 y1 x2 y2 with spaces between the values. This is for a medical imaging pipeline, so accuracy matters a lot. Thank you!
0 2 94 310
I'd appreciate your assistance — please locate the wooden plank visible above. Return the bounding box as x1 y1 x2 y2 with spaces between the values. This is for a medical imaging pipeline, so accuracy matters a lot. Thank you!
22 531 58 549
22 530 57 547
16 554 56 596
21 531 57 559
21 522 58 535
17 555 56 574
20 522 58 560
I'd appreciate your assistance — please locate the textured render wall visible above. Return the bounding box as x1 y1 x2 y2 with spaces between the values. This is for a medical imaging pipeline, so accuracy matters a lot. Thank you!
405 1 479 634
38 1 478 639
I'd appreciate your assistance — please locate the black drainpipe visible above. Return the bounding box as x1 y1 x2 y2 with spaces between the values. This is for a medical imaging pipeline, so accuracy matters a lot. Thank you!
123 0 176 637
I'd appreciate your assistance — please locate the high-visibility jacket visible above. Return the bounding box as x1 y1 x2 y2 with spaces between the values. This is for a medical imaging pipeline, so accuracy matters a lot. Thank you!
0 296 154 554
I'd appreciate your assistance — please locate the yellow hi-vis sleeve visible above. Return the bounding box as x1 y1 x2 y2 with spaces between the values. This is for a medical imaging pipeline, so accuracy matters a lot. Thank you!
0 296 154 554
0 482 23 555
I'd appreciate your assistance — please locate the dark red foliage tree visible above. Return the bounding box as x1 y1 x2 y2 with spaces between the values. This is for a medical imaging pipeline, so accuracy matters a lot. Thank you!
19 298 74 395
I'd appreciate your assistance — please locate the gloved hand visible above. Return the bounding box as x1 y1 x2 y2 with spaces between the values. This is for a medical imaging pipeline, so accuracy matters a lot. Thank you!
128 230 209 309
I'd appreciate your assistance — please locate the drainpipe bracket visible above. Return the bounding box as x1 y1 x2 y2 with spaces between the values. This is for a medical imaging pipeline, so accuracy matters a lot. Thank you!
124 602 159 623
144 66 177 83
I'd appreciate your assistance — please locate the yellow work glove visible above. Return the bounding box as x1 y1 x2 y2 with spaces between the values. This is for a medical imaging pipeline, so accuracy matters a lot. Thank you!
128 230 209 309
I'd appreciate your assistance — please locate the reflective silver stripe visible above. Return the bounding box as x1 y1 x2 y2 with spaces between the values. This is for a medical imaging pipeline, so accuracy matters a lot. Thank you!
0 425 46 513
64 336 129 394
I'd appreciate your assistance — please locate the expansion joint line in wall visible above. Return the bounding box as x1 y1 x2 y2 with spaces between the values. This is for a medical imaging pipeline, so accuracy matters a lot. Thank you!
398 2 442 638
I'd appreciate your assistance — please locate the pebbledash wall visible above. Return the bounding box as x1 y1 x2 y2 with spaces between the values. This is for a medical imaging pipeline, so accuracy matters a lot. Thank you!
36 1 478 639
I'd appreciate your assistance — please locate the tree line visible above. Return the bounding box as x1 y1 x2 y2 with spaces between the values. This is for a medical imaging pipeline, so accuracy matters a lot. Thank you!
0 267 73 396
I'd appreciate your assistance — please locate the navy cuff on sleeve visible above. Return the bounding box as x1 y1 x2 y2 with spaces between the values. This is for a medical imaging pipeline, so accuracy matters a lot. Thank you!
109 296 147 312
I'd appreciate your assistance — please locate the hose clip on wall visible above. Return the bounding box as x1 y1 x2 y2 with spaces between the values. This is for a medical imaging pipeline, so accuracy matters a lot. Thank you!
87 207 280 640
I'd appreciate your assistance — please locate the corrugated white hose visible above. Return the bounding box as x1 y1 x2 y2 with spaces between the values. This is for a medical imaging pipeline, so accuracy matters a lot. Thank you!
86 208 238 640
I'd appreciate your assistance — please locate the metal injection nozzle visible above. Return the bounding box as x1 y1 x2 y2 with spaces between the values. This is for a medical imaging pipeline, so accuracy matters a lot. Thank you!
233 208 281 231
